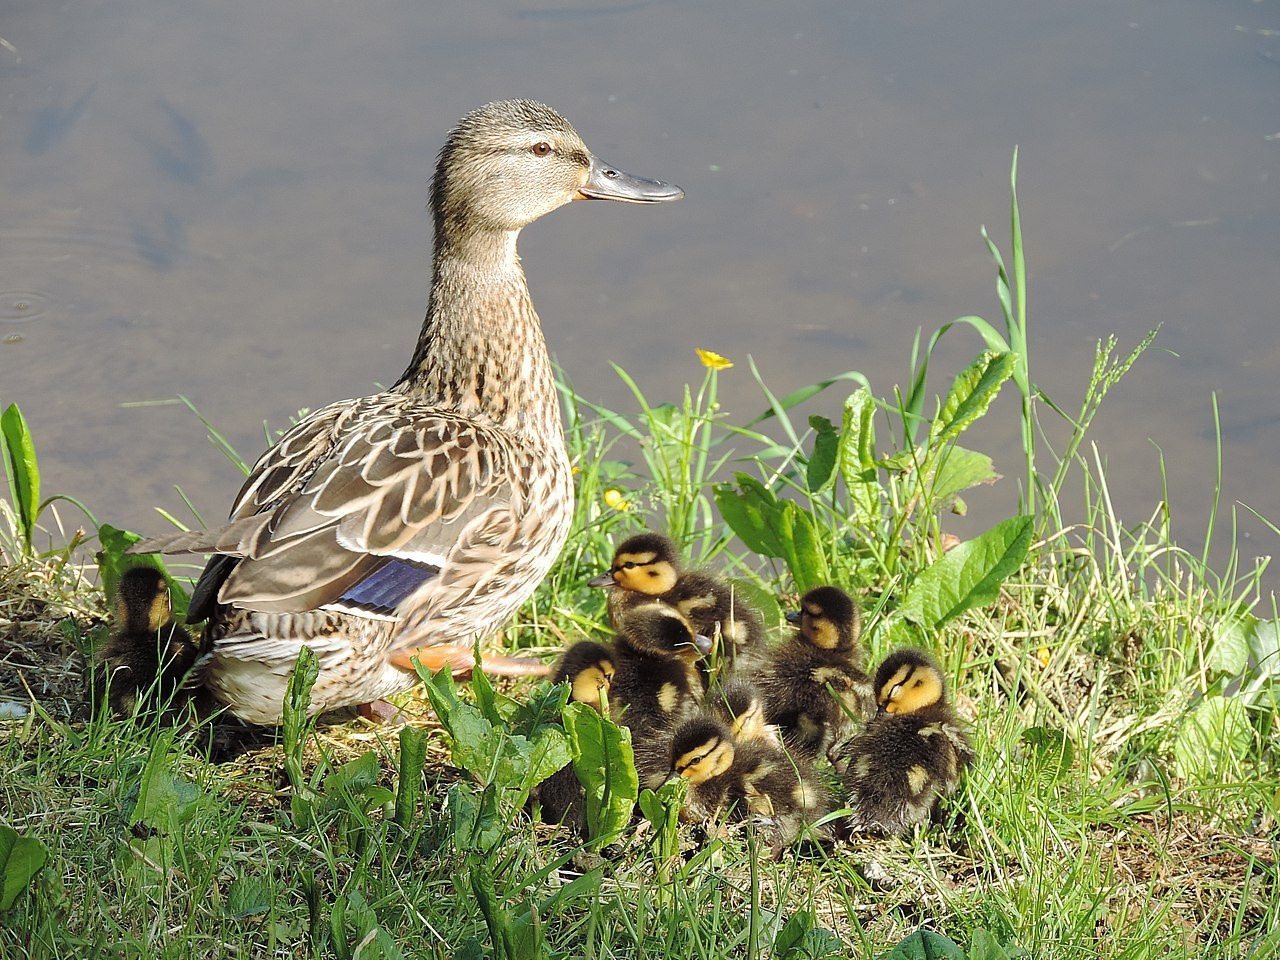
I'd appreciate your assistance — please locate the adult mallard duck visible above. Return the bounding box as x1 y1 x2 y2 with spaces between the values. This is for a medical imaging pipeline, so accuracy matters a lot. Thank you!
131 99 683 724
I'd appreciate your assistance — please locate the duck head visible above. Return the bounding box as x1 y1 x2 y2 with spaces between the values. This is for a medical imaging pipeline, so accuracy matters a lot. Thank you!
785 585 860 652
874 648 946 715
431 99 683 241
588 531 682 594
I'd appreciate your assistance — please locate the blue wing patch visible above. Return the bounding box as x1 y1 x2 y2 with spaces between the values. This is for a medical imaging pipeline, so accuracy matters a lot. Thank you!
336 558 440 617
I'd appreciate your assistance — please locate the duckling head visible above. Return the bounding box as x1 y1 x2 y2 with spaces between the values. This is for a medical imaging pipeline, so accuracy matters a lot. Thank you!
562 646 616 710
588 532 682 595
617 603 712 661
709 679 768 742
874 648 946 715
670 717 736 784
785 585 860 652
431 99 683 242
114 566 173 635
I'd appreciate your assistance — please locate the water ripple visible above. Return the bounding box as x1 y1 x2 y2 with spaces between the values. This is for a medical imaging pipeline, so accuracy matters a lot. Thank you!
0 290 48 324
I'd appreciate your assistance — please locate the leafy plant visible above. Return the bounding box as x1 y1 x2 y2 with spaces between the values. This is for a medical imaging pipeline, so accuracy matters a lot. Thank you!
897 515 1033 630
773 909 843 960
0 401 95 557
561 699 638 846
0 825 48 912
419 664 570 853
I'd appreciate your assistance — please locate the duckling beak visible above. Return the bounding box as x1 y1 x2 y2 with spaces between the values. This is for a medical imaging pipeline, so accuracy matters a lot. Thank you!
578 155 684 203
693 633 714 655
588 571 617 588
784 611 802 625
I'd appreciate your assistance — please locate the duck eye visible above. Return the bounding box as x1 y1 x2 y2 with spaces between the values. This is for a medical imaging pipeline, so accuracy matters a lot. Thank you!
532 141 552 156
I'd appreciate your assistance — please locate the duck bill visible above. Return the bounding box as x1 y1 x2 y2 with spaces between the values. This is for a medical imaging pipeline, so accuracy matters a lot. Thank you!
588 571 617 588
693 633 714 655
578 155 684 203
785 610 802 625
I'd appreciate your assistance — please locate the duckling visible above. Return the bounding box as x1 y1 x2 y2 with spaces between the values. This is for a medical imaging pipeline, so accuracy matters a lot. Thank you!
704 676 777 744
669 714 828 850
97 566 202 716
756 585 874 760
841 648 973 837
552 640 616 712
588 532 765 667
608 604 712 788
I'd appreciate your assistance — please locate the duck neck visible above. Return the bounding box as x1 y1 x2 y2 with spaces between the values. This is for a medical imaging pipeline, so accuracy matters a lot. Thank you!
395 226 563 441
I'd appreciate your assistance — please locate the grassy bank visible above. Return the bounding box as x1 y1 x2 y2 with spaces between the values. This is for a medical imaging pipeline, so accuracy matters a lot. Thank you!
2 169 1277 959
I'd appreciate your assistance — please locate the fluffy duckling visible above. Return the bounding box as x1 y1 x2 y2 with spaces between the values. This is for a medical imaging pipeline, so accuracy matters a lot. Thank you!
588 533 765 666
756 585 874 760
97 567 202 716
552 640 616 713
704 677 777 744
669 714 828 850
841 648 973 836
608 603 712 788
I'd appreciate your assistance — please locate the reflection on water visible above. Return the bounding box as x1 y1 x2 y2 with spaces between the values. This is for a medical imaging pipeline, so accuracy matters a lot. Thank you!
2 0 1278 585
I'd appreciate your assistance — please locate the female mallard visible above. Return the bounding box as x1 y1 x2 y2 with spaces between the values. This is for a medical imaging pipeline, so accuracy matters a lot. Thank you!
131 99 682 724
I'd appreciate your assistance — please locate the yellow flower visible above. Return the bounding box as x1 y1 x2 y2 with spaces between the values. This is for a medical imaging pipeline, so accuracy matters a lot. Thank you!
696 348 733 371
602 488 630 511
1036 646 1051 668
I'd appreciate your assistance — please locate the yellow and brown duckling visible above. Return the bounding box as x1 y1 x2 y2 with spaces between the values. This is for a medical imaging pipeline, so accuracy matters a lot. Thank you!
608 603 713 788
756 585 874 760
669 713 828 850
552 640 616 713
588 532 765 667
841 648 973 837
97 566 202 716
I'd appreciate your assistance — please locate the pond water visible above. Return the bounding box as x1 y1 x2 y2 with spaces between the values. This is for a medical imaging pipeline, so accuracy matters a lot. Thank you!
3 1 1278 589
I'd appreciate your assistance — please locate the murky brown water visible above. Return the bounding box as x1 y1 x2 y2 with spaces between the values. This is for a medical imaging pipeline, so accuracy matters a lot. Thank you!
3 1 1278 587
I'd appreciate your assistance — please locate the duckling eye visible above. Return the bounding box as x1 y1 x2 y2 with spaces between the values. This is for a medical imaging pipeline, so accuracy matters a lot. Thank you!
622 562 636 570
531 141 553 157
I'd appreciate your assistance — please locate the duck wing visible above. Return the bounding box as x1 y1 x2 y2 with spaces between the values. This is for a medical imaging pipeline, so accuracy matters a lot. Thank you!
133 393 514 617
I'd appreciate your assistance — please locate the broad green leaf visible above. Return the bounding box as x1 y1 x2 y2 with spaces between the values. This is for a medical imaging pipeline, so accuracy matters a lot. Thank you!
728 577 783 630
877 929 966 960
638 779 684 866
0 824 48 911
470 660 503 725
448 782 503 852
774 909 844 959
930 351 1016 446
563 701 638 844
226 875 271 919
714 475 786 558
968 929 1028 960
927 446 999 507
1 403 40 552
899 515 1033 628
130 731 201 834
778 502 828 592
838 389 882 521
1208 615 1254 676
1248 620 1280 682
1174 695 1251 781
394 725 428 829
806 415 839 493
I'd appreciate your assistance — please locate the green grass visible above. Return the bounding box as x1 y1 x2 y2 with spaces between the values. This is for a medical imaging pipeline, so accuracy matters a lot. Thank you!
2 164 1278 959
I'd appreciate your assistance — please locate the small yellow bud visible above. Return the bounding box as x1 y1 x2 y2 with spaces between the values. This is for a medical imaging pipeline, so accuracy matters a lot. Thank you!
603 488 630 511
